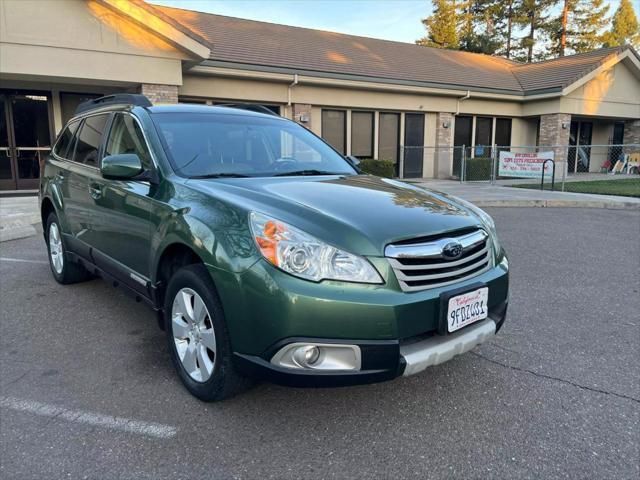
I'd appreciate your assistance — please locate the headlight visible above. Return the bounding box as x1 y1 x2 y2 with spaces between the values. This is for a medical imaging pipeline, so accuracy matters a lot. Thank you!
451 197 502 257
249 212 383 284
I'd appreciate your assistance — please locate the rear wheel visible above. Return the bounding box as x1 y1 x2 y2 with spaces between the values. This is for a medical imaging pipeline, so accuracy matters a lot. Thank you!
45 213 91 284
164 264 250 401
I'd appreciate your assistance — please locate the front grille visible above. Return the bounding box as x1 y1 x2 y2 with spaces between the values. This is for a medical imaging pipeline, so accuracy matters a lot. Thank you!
385 229 492 292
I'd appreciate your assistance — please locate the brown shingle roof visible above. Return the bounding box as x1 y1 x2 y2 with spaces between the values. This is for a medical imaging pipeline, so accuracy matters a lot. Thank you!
150 3 635 95
511 47 627 93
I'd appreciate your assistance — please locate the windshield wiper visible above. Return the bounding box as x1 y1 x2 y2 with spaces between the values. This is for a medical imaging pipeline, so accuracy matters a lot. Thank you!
273 169 342 177
191 173 252 179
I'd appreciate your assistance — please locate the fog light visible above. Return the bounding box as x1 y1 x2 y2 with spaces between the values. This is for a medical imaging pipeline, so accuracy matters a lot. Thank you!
271 342 361 371
293 345 320 367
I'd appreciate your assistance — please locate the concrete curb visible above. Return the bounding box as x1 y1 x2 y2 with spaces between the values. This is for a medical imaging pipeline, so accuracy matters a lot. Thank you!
471 199 640 210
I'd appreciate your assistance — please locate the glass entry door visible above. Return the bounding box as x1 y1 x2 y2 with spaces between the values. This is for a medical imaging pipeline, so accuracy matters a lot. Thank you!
0 92 53 190
0 96 14 190
568 120 593 173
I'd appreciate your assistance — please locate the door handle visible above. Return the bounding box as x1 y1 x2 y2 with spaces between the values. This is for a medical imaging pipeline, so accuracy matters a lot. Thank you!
88 182 103 199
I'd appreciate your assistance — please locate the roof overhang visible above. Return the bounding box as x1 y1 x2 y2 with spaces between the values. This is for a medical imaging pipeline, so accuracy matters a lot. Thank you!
191 61 528 100
94 0 210 61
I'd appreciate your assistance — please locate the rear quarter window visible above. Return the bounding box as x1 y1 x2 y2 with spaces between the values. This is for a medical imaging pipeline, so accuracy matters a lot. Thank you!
53 120 80 159
72 114 110 167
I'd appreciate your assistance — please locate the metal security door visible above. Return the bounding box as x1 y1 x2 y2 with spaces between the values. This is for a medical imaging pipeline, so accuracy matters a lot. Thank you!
403 113 424 178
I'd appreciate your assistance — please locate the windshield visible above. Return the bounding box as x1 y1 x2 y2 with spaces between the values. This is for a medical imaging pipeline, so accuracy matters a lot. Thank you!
151 112 357 178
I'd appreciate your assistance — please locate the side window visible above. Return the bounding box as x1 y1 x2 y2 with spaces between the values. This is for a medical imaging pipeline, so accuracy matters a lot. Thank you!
53 120 80 159
72 114 109 167
105 114 152 170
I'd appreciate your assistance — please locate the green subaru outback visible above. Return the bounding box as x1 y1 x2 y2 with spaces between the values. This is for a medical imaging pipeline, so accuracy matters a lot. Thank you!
40 94 508 401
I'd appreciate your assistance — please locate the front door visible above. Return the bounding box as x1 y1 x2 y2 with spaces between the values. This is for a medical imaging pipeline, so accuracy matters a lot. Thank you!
453 116 473 178
87 112 155 287
403 113 424 178
0 92 53 190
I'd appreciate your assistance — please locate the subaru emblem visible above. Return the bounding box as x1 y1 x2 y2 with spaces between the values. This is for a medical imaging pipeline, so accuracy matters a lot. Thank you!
442 241 463 260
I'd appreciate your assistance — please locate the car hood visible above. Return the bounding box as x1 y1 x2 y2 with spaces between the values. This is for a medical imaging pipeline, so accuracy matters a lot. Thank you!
187 175 483 257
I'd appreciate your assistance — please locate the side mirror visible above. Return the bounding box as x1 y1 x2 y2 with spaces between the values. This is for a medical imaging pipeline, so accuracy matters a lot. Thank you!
345 155 361 167
101 154 143 180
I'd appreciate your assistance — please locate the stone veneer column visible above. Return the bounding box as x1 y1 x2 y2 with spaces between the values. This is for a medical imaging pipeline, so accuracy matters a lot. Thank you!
435 112 454 179
292 103 312 129
139 84 179 104
623 120 640 153
538 113 571 179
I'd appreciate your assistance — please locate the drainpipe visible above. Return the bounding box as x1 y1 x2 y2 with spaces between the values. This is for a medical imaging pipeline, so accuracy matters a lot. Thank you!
455 90 471 116
287 73 299 107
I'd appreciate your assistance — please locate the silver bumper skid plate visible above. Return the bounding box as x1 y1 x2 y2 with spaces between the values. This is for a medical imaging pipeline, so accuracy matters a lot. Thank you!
401 318 496 376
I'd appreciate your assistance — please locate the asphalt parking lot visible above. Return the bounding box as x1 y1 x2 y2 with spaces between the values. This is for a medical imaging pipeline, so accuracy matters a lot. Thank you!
1 207 638 479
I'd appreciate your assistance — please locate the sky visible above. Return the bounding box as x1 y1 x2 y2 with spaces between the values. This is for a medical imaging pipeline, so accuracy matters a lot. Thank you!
150 0 438 43
151 0 637 45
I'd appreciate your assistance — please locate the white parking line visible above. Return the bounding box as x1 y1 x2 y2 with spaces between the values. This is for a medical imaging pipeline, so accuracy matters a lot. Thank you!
0 396 177 439
0 257 48 265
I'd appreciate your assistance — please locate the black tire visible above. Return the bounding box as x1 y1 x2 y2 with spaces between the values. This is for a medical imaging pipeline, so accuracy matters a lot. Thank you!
45 213 91 285
164 264 251 401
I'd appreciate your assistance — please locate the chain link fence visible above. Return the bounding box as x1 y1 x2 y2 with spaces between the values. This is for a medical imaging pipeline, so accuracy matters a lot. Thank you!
399 144 640 189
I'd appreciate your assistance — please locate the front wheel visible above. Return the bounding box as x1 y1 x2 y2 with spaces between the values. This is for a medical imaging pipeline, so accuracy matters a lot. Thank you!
164 264 250 401
45 213 91 284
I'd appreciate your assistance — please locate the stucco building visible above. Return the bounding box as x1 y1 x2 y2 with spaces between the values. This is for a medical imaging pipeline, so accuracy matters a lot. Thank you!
1 0 639 191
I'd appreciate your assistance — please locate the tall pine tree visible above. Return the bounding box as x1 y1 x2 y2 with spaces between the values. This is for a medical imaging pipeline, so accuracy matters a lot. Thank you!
572 0 609 53
416 0 459 49
546 0 577 57
547 0 608 56
460 0 506 55
513 0 555 62
603 0 639 48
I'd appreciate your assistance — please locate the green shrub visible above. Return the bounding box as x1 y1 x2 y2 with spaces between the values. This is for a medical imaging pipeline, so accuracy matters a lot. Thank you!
358 159 396 178
464 157 492 181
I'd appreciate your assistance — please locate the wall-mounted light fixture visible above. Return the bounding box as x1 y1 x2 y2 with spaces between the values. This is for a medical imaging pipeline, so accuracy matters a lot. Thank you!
561 122 569 129
442 121 450 129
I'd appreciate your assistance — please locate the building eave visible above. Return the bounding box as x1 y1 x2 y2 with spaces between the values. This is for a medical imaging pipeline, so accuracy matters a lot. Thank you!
561 48 640 97
192 60 529 100
95 0 211 61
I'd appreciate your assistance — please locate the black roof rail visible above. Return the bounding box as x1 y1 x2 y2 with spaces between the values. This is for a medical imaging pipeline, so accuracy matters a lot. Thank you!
74 94 152 115
217 103 280 116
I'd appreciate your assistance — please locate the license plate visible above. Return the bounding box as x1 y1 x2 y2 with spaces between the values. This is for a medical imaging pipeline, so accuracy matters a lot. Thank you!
446 287 489 333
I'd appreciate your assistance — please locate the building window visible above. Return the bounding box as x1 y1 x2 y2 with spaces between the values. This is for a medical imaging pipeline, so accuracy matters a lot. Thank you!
378 112 400 164
321 109 346 154
60 93 102 125
474 116 492 157
454 116 473 148
495 118 512 149
351 111 374 158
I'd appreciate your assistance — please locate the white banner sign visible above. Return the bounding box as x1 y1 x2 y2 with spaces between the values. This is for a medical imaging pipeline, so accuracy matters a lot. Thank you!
498 151 555 179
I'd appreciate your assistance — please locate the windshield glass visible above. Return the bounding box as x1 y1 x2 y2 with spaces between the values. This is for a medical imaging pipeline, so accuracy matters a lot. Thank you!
151 112 357 178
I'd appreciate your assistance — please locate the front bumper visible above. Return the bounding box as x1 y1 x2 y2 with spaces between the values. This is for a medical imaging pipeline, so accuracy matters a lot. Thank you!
211 254 509 387
233 300 507 387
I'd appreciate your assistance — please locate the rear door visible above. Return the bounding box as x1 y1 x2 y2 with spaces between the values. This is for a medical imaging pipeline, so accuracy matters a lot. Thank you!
86 112 155 290
62 113 110 259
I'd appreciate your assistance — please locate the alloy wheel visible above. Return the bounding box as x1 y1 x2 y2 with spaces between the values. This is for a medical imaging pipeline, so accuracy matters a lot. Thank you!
49 222 64 274
171 288 217 382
